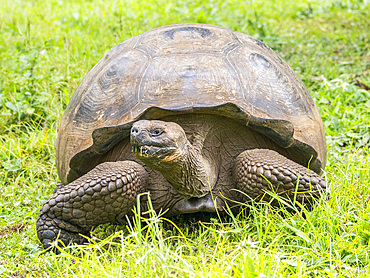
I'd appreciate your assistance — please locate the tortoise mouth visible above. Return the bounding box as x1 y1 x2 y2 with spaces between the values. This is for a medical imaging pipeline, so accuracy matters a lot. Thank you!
131 144 180 161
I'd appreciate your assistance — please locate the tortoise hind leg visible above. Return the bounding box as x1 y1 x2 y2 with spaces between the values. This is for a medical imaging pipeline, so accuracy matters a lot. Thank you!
233 149 327 206
36 161 148 251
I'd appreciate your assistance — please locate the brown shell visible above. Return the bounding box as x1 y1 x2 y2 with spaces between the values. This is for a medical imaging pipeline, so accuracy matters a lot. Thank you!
56 23 326 184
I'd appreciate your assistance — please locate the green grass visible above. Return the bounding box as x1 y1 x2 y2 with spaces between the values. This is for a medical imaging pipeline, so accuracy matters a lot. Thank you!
0 0 369 276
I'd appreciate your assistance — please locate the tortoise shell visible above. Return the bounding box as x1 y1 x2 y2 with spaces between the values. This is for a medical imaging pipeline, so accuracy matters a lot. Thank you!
56 23 326 185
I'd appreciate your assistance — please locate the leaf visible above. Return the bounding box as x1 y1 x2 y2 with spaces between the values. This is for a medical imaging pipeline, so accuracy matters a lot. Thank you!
283 259 298 267
284 222 312 244
25 107 35 115
244 255 259 278
5 101 18 112
0 266 6 275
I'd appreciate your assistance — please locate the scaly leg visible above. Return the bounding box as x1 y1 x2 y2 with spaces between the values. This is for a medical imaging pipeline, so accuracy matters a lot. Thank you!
36 161 148 251
233 149 327 206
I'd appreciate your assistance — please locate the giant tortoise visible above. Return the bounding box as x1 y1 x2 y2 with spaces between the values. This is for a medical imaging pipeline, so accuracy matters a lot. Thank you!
36 23 327 250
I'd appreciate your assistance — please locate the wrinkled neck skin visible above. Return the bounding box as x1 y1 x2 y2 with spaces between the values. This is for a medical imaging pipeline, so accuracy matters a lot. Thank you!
139 138 216 199
161 142 214 199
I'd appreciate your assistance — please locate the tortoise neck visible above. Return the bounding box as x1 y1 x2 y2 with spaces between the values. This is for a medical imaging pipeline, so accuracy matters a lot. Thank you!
159 141 216 199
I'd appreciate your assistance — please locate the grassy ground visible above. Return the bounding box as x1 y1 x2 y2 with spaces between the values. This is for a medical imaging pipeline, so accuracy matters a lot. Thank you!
0 0 369 276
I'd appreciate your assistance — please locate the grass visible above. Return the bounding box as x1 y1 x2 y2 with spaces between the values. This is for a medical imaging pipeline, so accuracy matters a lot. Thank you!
0 0 369 276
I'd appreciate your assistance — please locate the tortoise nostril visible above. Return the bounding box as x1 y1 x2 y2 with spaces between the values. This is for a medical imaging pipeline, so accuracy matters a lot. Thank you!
131 127 139 134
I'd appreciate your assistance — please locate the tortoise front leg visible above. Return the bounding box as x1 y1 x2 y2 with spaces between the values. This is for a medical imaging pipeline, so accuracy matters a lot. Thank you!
36 161 148 251
233 149 327 206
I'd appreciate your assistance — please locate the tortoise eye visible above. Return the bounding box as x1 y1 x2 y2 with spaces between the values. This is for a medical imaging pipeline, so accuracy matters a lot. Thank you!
151 129 163 137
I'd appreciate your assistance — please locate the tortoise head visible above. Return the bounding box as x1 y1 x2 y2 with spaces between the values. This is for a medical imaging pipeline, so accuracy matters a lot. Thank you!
130 119 215 198
130 120 188 170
